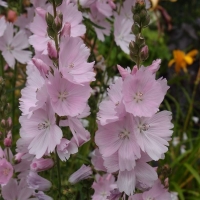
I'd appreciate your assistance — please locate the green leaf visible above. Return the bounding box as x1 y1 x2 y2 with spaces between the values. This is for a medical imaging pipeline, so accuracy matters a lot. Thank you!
184 163 200 185
171 182 185 200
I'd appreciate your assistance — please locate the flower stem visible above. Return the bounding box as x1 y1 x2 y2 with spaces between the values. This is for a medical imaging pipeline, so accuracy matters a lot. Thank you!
56 149 62 199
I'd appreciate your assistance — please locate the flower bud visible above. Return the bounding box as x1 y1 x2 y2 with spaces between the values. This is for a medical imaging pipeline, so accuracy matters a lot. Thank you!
1 119 6 128
14 152 24 162
4 138 12 147
6 117 12 128
45 12 54 27
132 23 140 35
69 164 92 184
55 0 63 6
140 45 149 61
30 158 54 172
61 22 71 37
47 41 58 59
52 14 63 33
32 58 50 77
141 14 150 27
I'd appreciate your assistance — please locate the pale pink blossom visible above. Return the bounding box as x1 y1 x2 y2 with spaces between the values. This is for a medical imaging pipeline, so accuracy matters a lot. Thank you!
0 23 32 68
92 174 117 200
19 101 63 158
60 116 90 146
58 1 86 37
27 171 52 191
91 148 106 172
95 114 141 171
89 7 111 41
0 16 6 37
122 68 168 117
129 179 171 200
0 0 7 7
47 71 92 117
114 14 134 54
57 138 78 161
98 77 126 125
69 164 92 184
0 158 13 184
19 64 45 117
59 36 95 84
1 178 34 200
29 8 50 54
133 111 173 160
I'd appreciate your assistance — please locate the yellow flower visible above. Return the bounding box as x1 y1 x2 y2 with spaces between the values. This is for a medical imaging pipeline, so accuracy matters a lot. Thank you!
168 49 198 73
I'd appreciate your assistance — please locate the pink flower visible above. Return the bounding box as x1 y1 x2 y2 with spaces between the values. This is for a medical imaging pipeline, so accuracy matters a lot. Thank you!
60 116 91 146
1 178 34 200
0 0 7 7
91 148 106 172
102 152 158 195
89 7 111 41
92 174 117 200
27 171 52 191
122 68 168 117
69 164 92 184
98 77 126 125
57 138 78 161
95 114 141 171
129 179 171 200
19 64 45 117
0 16 6 37
30 158 54 172
47 70 91 117
114 14 135 54
58 2 86 37
0 23 32 68
29 7 51 54
19 101 63 158
133 111 173 160
59 36 95 84
0 158 13 184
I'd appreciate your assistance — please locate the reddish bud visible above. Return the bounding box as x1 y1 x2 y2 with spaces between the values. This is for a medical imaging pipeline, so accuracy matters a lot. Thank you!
61 22 71 37
47 41 58 59
4 138 12 147
32 58 50 77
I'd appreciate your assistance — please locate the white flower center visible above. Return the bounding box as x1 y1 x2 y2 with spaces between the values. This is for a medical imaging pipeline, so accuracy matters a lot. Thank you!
6 45 14 52
58 91 68 101
2 168 11 176
37 120 51 130
138 123 150 133
118 129 130 139
133 92 143 103
68 63 74 68
146 197 154 200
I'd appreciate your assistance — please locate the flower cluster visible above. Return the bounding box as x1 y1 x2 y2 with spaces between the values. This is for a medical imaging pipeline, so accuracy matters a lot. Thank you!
94 60 173 196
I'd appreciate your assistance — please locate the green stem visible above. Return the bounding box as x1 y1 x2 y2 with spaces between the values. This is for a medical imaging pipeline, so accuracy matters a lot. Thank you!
182 82 198 138
56 150 62 199
0 54 4 77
